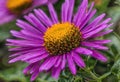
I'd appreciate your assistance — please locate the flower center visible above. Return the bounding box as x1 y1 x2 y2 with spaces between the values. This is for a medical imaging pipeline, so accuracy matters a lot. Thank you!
6 0 32 14
44 22 82 55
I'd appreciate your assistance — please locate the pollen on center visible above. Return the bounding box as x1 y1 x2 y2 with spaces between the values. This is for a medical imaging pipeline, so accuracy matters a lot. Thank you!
44 22 82 55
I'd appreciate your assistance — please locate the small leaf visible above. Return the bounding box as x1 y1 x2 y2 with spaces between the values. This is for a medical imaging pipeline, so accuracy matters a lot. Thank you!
111 59 120 74
111 44 119 55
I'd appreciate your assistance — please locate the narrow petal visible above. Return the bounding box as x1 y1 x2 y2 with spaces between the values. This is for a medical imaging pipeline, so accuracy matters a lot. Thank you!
33 0 48 6
16 20 42 35
39 56 58 71
21 50 46 61
30 63 39 74
92 29 113 38
26 53 49 63
24 13 46 33
67 54 76 75
82 13 106 32
81 9 96 30
87 40 111 44
75 47 93 55
83 25 107 39
52 66 61 79
49 0 58 4
30 70 39 81
72 52 85 68
23 64 33 74
91 50 107 62
10 30 42 41
9 55 25 63
61 0 69 22
34 9 53 27
0 14 16 25
67 0 75 22
81 42 108 50
48 3 59 24
73 0 88 26
83 23 113 38
54 56 62 67
61 54 66 69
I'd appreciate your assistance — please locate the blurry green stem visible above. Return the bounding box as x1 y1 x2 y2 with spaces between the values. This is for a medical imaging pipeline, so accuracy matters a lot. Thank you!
89 71 98 80
113 32 120 41
99 72 111 80
84 68 100 81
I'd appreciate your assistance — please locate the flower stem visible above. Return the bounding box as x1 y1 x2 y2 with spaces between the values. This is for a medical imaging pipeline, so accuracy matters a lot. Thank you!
113 32 120 41
89 71 98 80
99 72 111 80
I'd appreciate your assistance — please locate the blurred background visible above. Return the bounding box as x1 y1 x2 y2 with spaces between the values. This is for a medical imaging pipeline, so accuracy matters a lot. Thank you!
0 0 120 82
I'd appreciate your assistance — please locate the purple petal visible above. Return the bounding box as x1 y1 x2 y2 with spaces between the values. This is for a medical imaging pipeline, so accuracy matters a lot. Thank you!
10 30 42 41
48 3 59 24
80 2 95 29
26 53 49 63
9 55 25 63
54 56 62 67
61 54 66 69
7 39 43 47
30 70 39 81
52 66 61 79
9 48 43 57
80 9 97 30
87 40 111 44
67 0 75 22
21 50 46 61
30 63 39 74
81 41 108 50
16 20 42 35
33 0 48 6
34 9 53 27
39 56 58 71
92 29 113 38
67 54 76 75
48 0 58 4
72 52 85 68
91 50 107 62
24 13 46 33
75 47 93 55
84 23 113 38
23 64 33 74
20 30 43 40
83 24 108 39
73 0 88 26
82 13 106 32
61 0 69 22
0 14 16 25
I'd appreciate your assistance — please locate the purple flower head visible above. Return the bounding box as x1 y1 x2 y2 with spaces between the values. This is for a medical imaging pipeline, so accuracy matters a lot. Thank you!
7 0 113 81
0 0 58 25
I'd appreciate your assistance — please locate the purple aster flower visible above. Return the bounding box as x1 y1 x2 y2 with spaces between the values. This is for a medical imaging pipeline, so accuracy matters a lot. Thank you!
0 0 58 25
7 0 113 81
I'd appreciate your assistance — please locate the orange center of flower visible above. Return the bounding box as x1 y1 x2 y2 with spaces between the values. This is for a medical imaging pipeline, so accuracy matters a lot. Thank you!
44 22 82 55
6 0 32 14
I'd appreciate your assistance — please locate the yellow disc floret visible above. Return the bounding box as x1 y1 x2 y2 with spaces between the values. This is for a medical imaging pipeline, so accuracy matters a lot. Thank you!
6 0 32 14
44 22 82 55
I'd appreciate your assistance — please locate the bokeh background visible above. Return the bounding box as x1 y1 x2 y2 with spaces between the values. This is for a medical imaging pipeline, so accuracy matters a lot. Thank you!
0 0 120 82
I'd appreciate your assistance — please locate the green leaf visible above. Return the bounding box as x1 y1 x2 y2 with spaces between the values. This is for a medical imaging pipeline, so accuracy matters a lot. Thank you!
0 21 19 41
110 44 119 55
0 63 28 82
107 6 120 28
112 59 120 74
